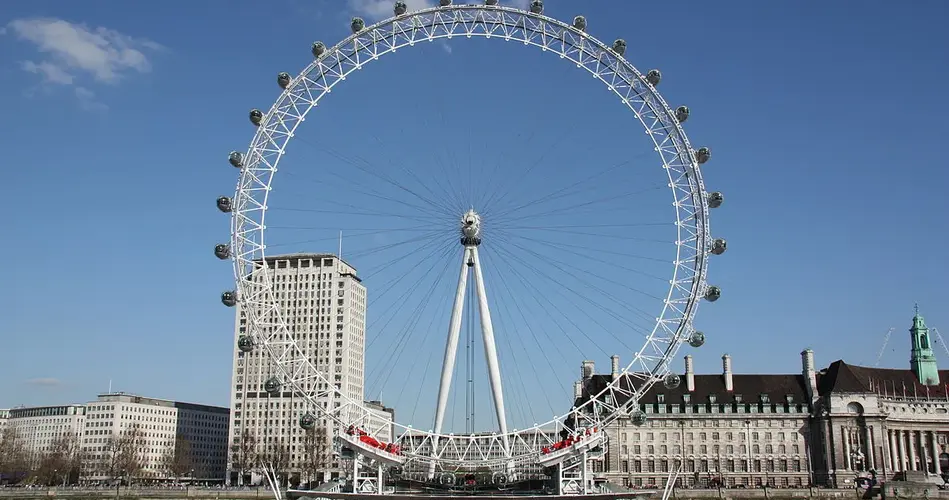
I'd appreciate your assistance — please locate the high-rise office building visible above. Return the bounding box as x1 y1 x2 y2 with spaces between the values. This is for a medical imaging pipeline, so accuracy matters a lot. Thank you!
226 253 388 485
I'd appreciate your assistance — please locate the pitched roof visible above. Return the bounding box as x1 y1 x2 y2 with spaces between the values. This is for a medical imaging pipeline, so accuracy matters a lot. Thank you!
817 360 949 396
575 371 810 407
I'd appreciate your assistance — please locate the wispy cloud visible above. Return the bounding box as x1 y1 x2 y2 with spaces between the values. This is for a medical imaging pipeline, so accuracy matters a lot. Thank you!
4 18 162 110
25 377 62 387
348 0 436 20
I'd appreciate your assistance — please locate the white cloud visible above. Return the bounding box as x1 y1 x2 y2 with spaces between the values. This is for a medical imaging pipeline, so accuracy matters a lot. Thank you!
25 377 62 387
75 86 108 112
441 42 452 54
5 18 161 109
348 0 436 20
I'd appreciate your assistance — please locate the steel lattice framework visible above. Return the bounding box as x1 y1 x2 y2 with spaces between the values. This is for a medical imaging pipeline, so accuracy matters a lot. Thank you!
225 2 720 470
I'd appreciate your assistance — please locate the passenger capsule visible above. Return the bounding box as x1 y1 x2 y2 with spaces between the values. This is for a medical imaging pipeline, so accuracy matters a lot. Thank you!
221 290 238 307
277 72 291 90
663 373 681 390
228 151 244 168
695 147 711 164
351 17 365 33
704 286 721 302
299 413 317 430
711 238 727 255
630 410 647 427
249 109 263 127
439 0 451 5
485 0 499 4
311 41 327 58
264 377 282 395
707 191 724 209
237 335 254 353
611 39 627 57
394 1 407 15
689 330 706 348
529 0 543 14
216 196 233 213
646 69 661 86
214 244 231 260
572 16 587 31
675 106 690 123
492 473 508 485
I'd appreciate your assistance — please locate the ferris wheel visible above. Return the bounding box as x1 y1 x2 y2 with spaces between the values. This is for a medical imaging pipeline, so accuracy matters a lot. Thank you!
216 0 725 493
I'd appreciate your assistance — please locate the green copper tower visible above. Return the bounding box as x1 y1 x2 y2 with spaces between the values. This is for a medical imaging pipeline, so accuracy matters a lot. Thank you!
910 304 940 386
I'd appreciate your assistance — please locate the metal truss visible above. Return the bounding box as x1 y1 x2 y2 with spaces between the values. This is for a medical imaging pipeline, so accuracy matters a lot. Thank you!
229 1 716 471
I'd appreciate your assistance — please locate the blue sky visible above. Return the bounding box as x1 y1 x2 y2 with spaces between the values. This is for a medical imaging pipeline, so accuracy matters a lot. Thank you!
2 0 948 432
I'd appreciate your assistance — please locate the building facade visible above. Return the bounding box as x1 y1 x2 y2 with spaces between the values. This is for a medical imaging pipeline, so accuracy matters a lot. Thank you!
227 253 391 486
576 308 949 489
80 393 229 482
5 405 86 468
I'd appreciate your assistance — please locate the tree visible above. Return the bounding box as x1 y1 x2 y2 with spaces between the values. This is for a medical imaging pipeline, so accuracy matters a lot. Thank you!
96 425 146 484
160 434 194 482
0 427 28 485
301 427 329 485
231 428 257 486
32 433 81 486
259 439 292 487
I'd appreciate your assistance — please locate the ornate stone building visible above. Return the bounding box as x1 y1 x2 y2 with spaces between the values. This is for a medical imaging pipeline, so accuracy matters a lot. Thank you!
575 308 949 489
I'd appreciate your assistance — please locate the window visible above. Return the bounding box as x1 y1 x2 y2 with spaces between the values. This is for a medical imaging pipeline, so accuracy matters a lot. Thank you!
734 394 743 403
657 394 665 404
760 394 770 403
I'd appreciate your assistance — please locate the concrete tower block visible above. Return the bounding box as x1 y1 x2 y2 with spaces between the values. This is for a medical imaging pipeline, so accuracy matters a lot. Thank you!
723 354 734 392
685 355 695 392
611 355 620 381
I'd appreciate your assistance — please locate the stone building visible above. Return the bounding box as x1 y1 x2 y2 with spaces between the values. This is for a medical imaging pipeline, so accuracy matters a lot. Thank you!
809 308 949 487
575 308 949 489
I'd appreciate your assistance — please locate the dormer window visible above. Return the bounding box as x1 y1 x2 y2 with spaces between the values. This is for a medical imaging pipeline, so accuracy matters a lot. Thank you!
683 394 691 403
709 394 717 404
734 394 743 403
657 394 665 404
760 393 770 403
785 395 794 403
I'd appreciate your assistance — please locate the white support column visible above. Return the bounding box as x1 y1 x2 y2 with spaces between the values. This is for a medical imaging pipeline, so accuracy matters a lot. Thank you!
932 432 941 475
889 430 898 471
581 450 589 495
377 463 384 495
921 432 930 474
866 427 875 470
898 430 908 472
470 246 510 449
429 247 472 478
909 430 918 471
432 247 472 436
843 428 852 471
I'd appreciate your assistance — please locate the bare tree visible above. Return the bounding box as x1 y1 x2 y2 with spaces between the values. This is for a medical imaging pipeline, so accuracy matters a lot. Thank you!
231 428 257 486
160 434 194 482
260 439 292 486
97 425 146 484
31 433 81 486
301 427 329 485
0 427 28 485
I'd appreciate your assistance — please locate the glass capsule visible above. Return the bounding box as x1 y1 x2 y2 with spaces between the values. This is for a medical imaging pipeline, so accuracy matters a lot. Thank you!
572 16 586 31
612 39 627 57
675 106 690 123
249 109 263 127
264 377 281 395
689 330 705 348
704 286 721 302
708 191 724 208
221 291 238 307
529 0 543 14
351 17 365 33
311 41 327 58
485 0 499 4
299 413 316 430
695 147 711 164
646 69 661 86
237 336 254 353
711 238 727 255
228 151 244 168
631 410 647 426
394 1 407 15
216 196 232 213
663 373 681 389
214 244 230 260
277 72 291 90
439 0 451 5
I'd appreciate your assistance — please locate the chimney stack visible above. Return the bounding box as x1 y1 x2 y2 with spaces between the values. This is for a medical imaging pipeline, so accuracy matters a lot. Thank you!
611 355 620 381
801 349 818 402
581 360 595 380
685 355 695 392
722 354 733 392
574 380 583 400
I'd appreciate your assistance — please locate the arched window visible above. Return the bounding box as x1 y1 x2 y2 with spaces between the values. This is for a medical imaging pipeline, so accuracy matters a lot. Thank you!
846 402 864 415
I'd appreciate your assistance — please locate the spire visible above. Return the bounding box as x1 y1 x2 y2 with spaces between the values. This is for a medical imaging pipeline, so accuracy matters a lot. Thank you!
910 304 940 386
